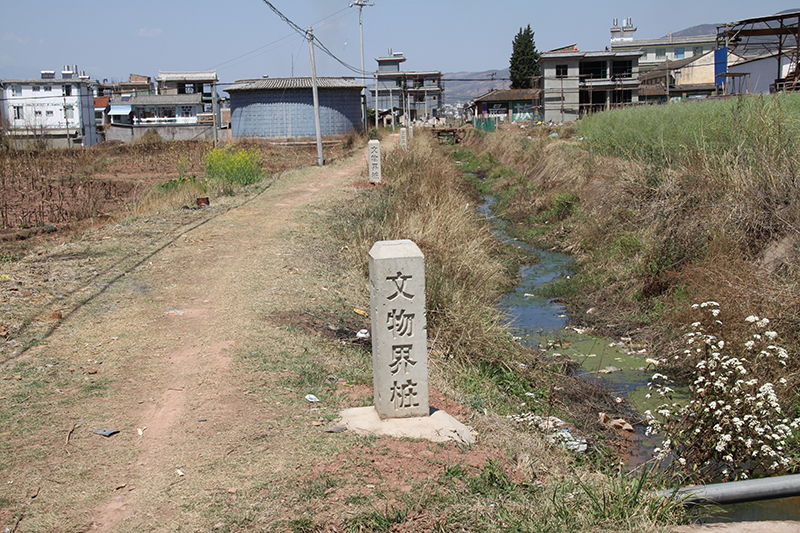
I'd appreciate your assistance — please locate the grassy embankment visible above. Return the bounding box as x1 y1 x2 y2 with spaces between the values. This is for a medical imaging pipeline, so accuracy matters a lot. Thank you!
453 95 800 482
324 131 693 531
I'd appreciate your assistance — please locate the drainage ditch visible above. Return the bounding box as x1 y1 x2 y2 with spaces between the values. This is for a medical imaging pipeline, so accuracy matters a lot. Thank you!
479 194 800 523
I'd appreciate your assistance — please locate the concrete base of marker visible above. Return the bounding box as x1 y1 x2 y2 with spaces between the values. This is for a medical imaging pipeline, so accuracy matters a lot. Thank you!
337 406 475 445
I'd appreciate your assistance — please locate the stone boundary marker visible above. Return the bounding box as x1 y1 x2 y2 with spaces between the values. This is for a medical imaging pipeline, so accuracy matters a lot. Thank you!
336 238 474 445
368 140 381 183
400 127 408 150
368 239 429 419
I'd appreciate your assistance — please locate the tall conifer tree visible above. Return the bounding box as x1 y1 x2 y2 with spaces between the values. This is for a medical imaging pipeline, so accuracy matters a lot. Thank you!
509 25 540 89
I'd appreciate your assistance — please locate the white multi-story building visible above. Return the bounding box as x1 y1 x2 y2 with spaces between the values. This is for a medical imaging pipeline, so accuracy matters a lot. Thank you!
370 50 444 124
104 70 219 143
608 18 717 72
1 66 98 148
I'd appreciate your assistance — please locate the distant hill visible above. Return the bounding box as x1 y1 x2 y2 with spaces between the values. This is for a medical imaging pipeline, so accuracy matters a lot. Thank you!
664 24 719 38
664 9 800 38
444 67 511 106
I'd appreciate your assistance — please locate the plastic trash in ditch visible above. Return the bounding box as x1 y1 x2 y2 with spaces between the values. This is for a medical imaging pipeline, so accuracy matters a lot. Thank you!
548 428 588 453
93 428 120 437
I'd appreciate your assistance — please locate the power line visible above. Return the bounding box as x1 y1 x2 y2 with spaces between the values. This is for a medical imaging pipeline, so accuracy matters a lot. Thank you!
208 34 298 71
259 1 362 75
208 6 352 73
260 1 308 38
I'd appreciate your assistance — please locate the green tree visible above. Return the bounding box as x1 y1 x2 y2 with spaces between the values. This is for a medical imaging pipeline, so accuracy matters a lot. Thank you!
509 25 540 89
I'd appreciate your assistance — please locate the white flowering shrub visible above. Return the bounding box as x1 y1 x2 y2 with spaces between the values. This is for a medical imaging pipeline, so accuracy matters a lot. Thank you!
647 302 800 482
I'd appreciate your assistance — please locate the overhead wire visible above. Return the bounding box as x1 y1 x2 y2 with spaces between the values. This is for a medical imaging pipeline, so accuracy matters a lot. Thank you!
213 2 514 85
208 5 352 74
260 1 363 77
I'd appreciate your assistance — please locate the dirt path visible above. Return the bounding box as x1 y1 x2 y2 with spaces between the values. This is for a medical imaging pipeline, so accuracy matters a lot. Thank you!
88 147 378 531
1 139 395 531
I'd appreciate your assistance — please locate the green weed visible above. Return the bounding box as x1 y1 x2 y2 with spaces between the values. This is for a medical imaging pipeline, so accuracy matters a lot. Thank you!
289 517 317 532
81 378 109 396
298 475 336 501
158 174 205 194
468 459 513 495
205 146 265 193
344 502 408 532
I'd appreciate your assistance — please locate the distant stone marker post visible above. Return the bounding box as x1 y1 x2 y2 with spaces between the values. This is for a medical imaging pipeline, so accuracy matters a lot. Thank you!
369 240 429 419
400 127 408 150
368 140 382 183
409 125 414 139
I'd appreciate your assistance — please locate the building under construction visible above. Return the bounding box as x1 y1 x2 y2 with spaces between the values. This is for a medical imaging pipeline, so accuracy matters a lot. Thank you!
370 50 444 125
539 46 643 123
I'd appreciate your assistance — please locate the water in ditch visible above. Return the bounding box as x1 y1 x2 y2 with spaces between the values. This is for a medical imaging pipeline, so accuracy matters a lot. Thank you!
480 195 800 523
480 195 673 413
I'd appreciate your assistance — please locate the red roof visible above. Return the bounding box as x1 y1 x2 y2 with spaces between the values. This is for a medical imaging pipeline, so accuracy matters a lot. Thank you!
94 96 109 109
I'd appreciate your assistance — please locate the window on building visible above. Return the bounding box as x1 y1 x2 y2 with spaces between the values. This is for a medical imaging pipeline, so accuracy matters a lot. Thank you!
555 64 568 78
33 85 41 92
693 46 704 56
675 48 685 59
180 106 193 117
62 84 72 96
580 61 607 79
13 106 23 120
656 48 666 60
12 85 22 96
65 106 74 119
612 60 633 78
184 84 195 94
46 110 54 117
44 85 52 92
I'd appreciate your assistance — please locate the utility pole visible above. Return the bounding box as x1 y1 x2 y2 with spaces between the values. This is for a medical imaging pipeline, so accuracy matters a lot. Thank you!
308 26 324 166
350 0 373 133
374 72 380 130
63 91 71 149
212 79 218 148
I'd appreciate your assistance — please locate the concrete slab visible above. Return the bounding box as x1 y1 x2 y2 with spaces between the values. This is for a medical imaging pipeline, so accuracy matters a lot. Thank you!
337 406 475 445
673 521 800 532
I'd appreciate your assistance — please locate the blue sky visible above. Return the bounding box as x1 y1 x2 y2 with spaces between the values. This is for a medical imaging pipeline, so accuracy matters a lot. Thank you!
1 1 796 85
